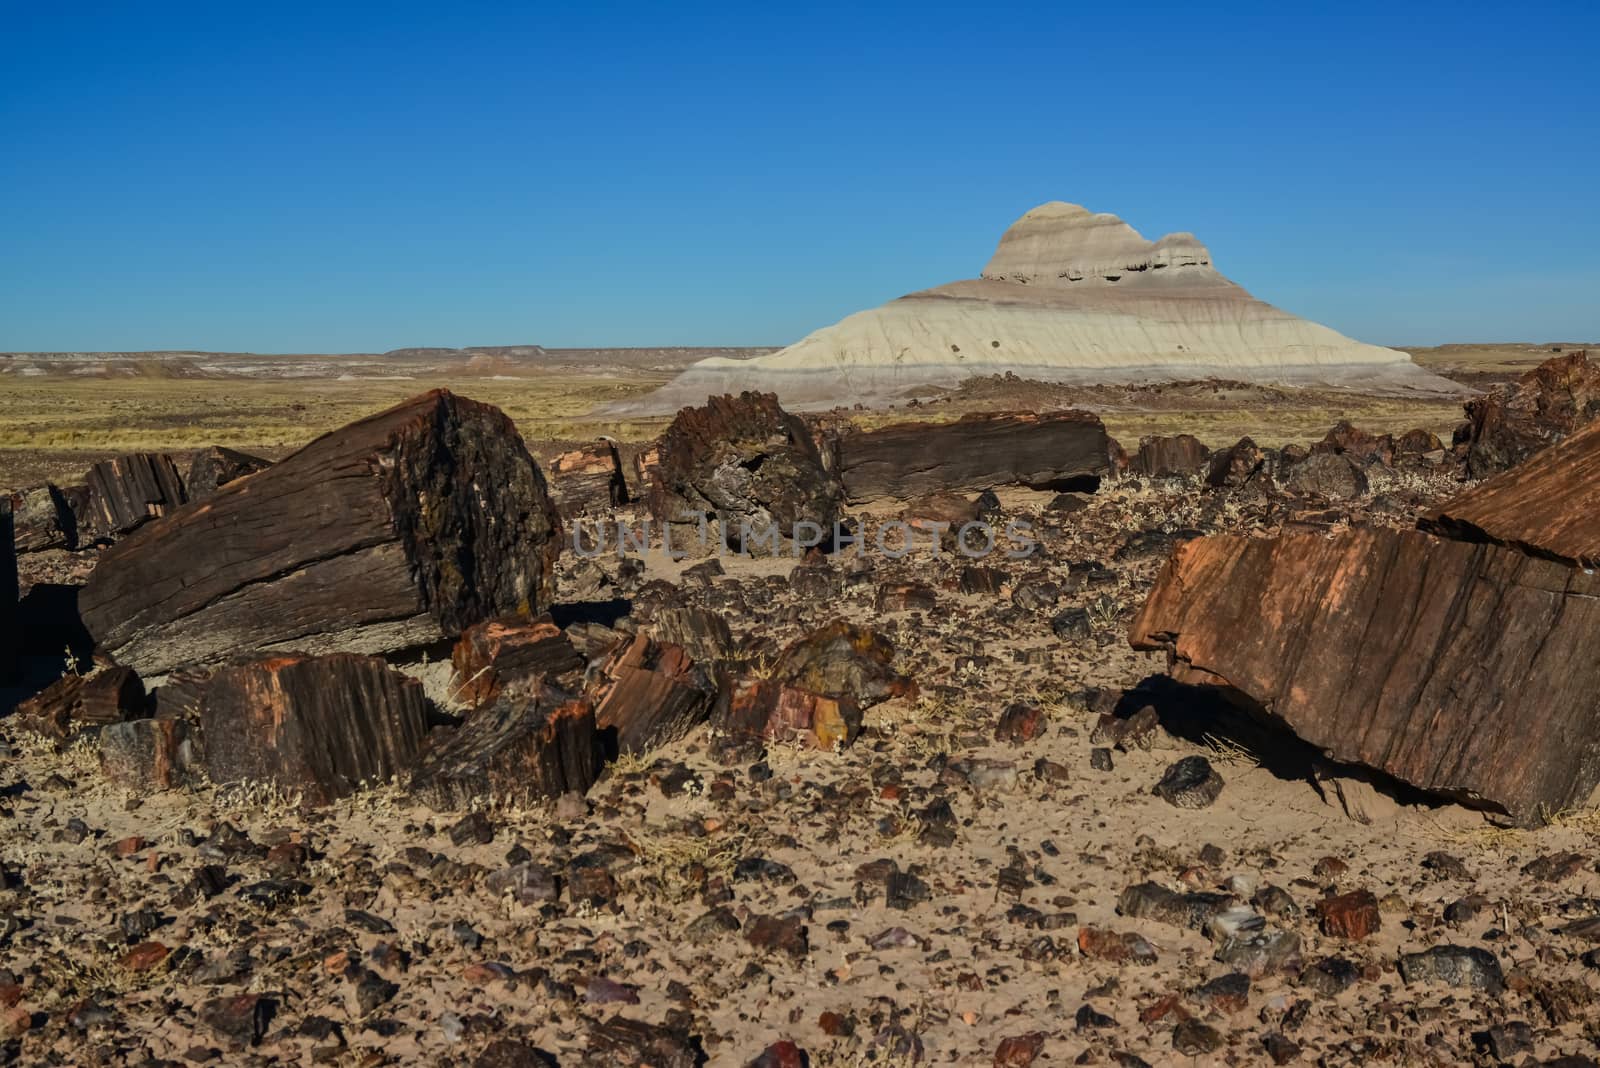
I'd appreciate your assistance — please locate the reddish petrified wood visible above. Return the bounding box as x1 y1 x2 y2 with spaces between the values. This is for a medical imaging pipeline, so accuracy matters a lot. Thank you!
185 446 272 501
200 653 429 805
1458 350 1600 476
100 718 195 790
1129 435 1209 478
588 633 715 755
647 392 842 554
81 453 188 539
1423 418 1600 568
13 666 146 741
715 677 861 752
547 439 630 516
81 390 562 676
832 410 1108 502
409 686 600 810
771 621 912 708
1311 421 1394 466
450 614 584 708
1130 528 1600 824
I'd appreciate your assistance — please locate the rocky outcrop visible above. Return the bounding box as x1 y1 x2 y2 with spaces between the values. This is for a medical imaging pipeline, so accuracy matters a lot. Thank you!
1130 528 1600 824
611 202 1462 413
646 392 842 555
1456 350 1600 476
80 390 563 676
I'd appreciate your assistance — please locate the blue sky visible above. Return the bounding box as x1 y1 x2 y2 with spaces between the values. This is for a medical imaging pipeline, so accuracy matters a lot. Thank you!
2 1 1595 352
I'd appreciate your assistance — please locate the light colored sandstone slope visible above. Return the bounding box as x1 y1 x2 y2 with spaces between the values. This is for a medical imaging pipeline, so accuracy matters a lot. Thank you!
610 202 1464 413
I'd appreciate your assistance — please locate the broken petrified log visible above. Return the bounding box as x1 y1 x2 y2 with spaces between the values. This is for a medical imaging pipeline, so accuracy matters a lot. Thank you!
548 439 631 516
200 653 429 805
1129 435 1209 478
81 390 562 676
1422 418 1600 568
13 666 147 741
709 621 913 754
647 392 842 555
1278 452 1369 500
588 633 715 755
450 615 585 709
185 446 272 501
832 410 1108 503
642 604 735 666
1457 350 1600 477
1129 528 1600 824
9 485 78 553
100 718 196 790
1311 421 1394 467
409 685 600 810
81 453 188 540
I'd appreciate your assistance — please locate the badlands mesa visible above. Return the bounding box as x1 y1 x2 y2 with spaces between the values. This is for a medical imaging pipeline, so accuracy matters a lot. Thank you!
620 201 1462 412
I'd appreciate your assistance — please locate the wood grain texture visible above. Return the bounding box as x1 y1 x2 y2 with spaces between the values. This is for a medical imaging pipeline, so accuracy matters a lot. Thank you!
1129 528 1600 824
589 633 715 756
450 615 584 709
82 453 187 539
199 653 429 805
80 390 562 676
1423 418 1600 568
409 686 600 810
833 410 1109 503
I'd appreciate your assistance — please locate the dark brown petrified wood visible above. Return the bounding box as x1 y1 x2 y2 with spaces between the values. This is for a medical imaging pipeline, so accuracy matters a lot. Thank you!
1129 528 1600 825
81 453 188 540
588 633 715 756
199 653 429 805
13 666 147 741
450 614 585 709
185 446 273 501
409 686 600 810
80 390 562 676
832 410 1109 503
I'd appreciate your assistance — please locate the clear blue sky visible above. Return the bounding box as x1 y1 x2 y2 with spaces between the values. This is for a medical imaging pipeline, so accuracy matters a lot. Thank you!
2 1 1596 352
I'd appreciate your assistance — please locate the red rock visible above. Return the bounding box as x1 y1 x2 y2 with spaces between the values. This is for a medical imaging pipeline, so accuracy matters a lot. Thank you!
993 1031 1047 1066
0 1006 29 1038
547 438 631 516
1077 926 1157 963
14 666 146 742
589 633 714 755
994 703 1046 744
1130 434 1209 478
1316 890 1382 940
120 942 170 972
748 1041 807 1068
0 984 20 1009
113 835 148 857
1130 528 1600 825
818 1011 853 1037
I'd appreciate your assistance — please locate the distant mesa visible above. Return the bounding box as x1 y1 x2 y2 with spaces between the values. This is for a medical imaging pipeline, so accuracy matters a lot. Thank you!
609 201 1464 413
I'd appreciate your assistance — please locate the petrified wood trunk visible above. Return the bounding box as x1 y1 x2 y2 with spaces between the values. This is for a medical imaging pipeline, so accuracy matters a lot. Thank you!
548 439 630 517
588 633 715 755
409 686 600 810
1129 435 1209 478
200 653 429 805
81 453 188 540
185 446 272 501
647 392 842 555
450 615 585 709
100 719 196 790
14 666 147 741
1458 350 1600 477
1422 418 1600 568
833 410 1108 503
9 485 78 554
81 390 562 676
0 499 17 681
1129 528 1600 824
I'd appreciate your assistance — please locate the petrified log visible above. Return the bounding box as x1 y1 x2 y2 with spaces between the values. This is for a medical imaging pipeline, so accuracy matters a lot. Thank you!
548 439 630 516
1311 421 1394 466
834 410 1108 503
450 615 584 709
409 685 600 810
588 633 715 755
771 621 912 708
9 485 78 553
1422 418 1600 568
647 392 842 555
200 653 429 805
1457 350 1600 477
0 498 14 681
1129 435 1209 478
1129 528 1600 824
185 446 272 501
13 666 146 741
643 605 734 666
81 390 562 676
81 453 188 539
1205 437 1269 489
100 718 196 790
153 666 212 722
1279 453 1369 500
